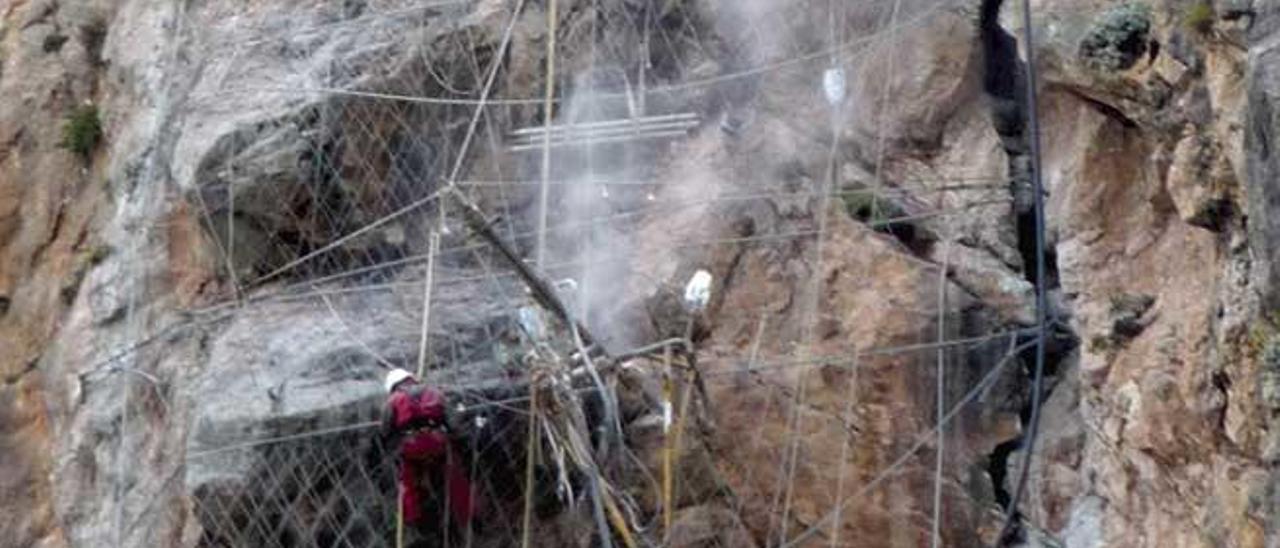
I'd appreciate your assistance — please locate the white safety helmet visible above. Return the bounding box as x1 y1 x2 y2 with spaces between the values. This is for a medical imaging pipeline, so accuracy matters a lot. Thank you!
384 368 415 394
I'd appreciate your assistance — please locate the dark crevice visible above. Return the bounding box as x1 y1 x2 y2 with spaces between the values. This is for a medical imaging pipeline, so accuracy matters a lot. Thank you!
1211 370 1232 434
979 0 1078 543
43 32 69 53
986 438 1021 510
877 217 936 257
1015 210 1060 288
843 191 937 256
79 17 109 68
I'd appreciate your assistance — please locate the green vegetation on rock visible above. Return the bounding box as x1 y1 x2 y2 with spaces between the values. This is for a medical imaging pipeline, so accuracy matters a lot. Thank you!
841 188 888 225
1079 2 1153 72
60 104 103 159
1183 2 1216 34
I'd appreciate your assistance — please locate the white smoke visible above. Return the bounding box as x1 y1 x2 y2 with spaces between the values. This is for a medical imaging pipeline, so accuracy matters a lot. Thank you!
526 67 657 351
515 0 902 351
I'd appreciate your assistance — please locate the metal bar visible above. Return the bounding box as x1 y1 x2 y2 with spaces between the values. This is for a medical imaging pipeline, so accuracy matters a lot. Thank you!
508 112 698 136
661 343 675 538
512 117 698 138
535 0 559 267
509 129 693 152
508 121 699 146
931 239 953 548
416 232 441 377
519 384 540 548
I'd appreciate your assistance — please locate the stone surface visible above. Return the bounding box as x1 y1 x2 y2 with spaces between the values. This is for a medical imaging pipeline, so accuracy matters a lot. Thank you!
0 0 129 545
667 504 758 548
1165 126 1238 229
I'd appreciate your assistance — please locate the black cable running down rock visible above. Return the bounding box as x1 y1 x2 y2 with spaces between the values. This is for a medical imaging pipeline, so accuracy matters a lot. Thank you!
991 0 1050 542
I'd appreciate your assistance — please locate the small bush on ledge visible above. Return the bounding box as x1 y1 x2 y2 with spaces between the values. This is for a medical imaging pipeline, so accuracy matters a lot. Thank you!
60 104 102 159
1079 2 1153 72
1184 2 1216 35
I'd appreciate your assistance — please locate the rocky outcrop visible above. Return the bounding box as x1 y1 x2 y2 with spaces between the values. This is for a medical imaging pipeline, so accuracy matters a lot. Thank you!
1007 0 1272 545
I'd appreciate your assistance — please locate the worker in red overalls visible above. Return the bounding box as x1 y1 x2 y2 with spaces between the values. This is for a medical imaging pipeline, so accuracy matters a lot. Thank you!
381 368 478 531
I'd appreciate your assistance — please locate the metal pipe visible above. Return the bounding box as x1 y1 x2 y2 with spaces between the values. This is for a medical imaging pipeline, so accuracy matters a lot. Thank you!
509 129 694 152
509 112 698 136
508 120 699 144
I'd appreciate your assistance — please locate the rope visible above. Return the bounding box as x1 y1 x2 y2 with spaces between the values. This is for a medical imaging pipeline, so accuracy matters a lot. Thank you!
416 232 441 377
828 347 858 546
396 484 405 548
661 344 675 538
535 0 558 267
931 238 953 547
519 322 540 546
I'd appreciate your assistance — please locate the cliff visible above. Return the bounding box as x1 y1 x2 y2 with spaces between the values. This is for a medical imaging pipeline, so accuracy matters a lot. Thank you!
0 0 1274 546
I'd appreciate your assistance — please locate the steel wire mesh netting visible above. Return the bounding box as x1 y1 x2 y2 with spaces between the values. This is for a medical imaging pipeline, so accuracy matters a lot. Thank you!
139 0 1037 546
187 416 537 548
191 433 400 548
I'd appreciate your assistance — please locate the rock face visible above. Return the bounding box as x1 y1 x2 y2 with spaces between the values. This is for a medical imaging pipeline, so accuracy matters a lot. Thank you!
0 0 138 546
0 0 1276 546
1012 0 1274 545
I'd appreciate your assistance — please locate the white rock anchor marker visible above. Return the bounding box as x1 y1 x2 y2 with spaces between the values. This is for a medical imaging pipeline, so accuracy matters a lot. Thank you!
684 269 713 313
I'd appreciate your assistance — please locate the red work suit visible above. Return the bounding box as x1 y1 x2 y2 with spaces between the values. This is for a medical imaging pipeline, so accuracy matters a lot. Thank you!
383 383 478 528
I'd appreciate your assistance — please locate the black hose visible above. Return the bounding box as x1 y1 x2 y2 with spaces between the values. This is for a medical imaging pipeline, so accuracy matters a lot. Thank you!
995 0 1050 542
